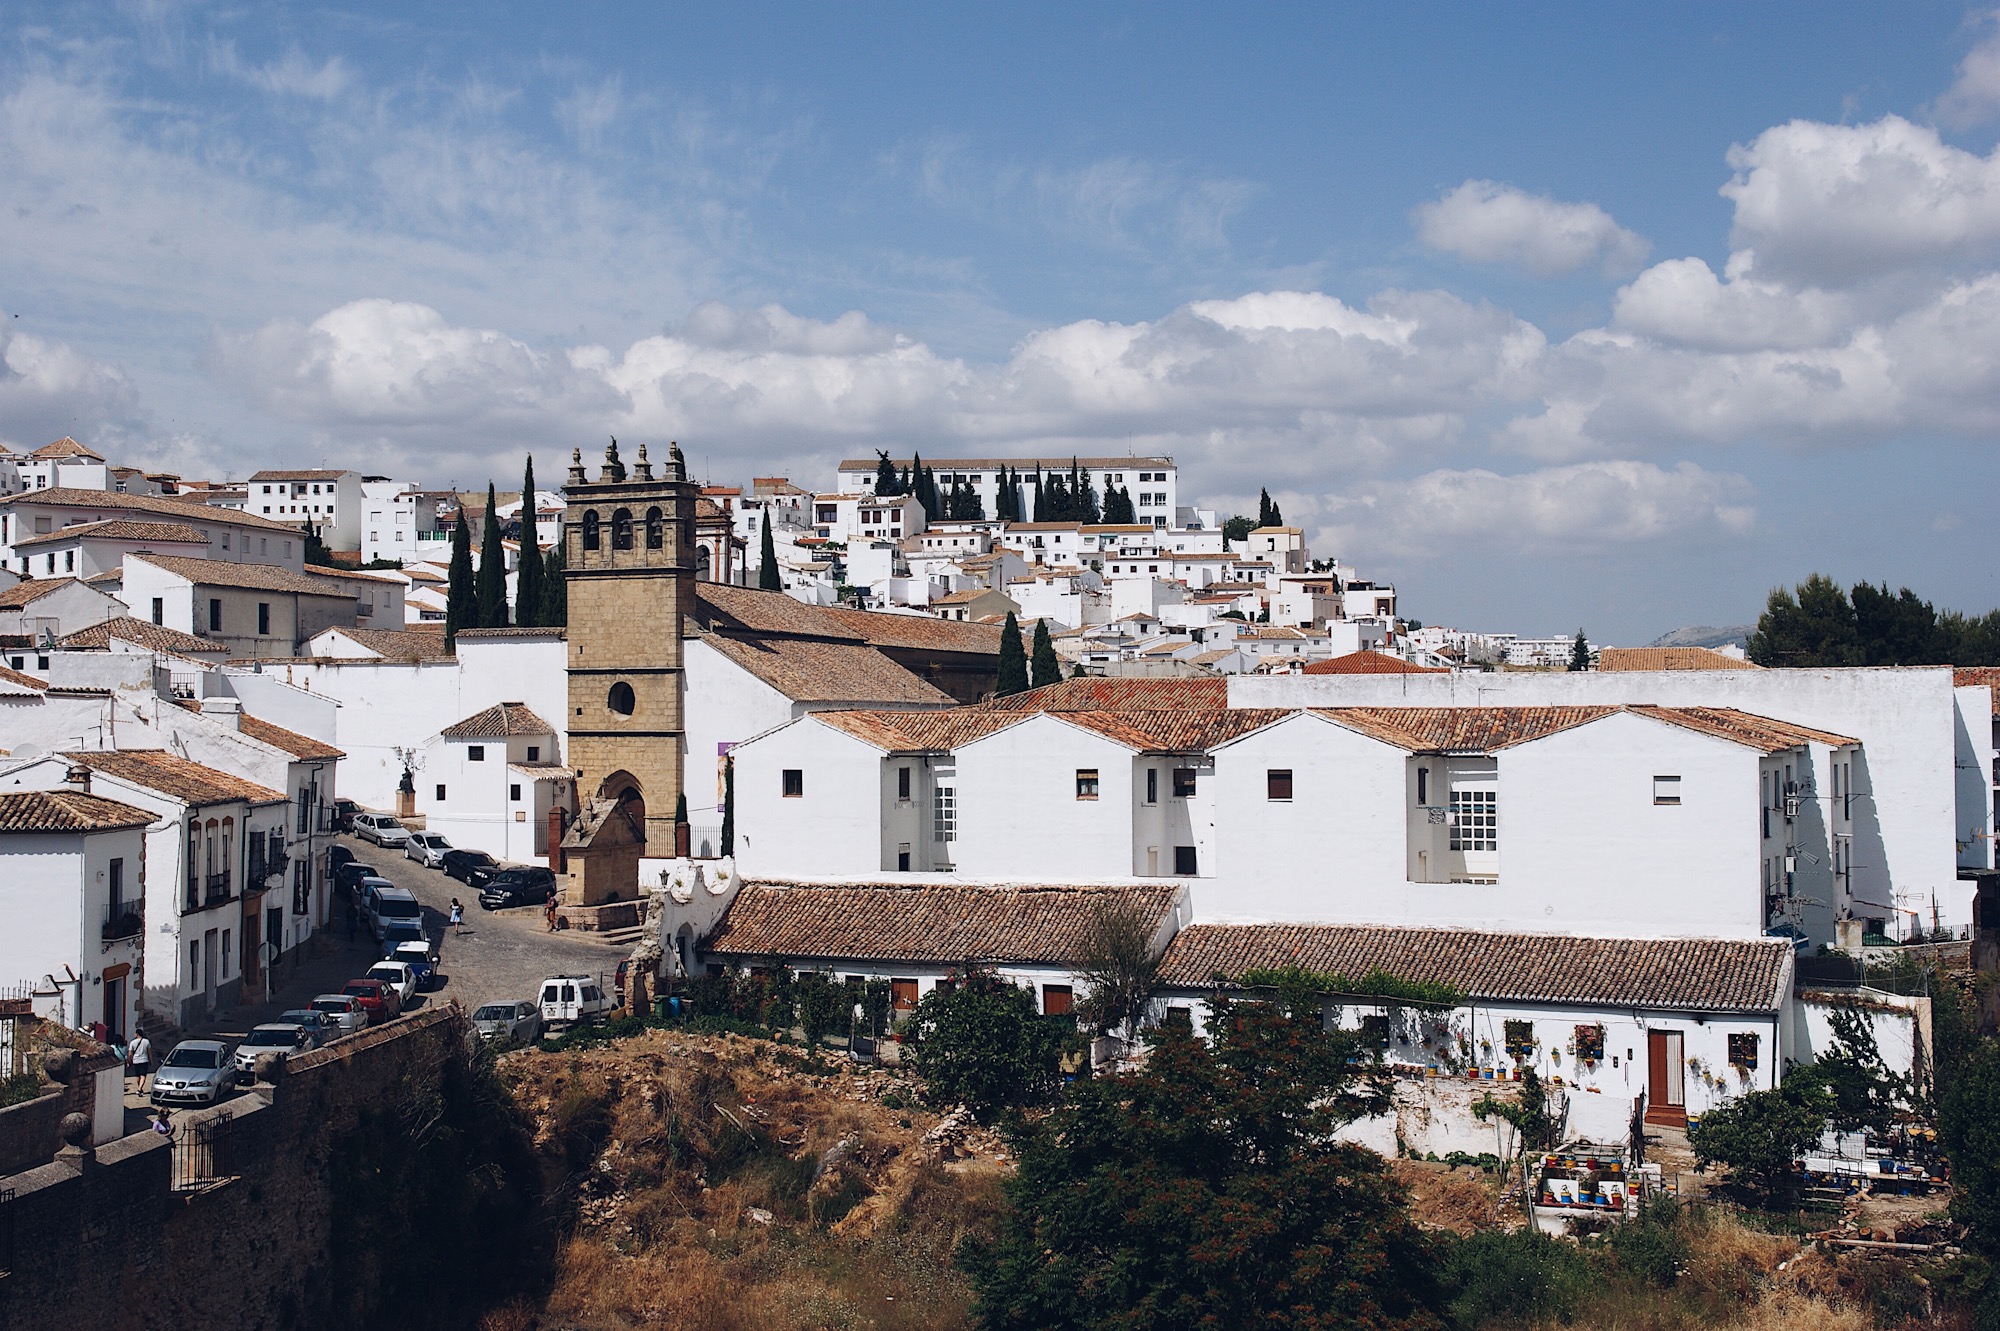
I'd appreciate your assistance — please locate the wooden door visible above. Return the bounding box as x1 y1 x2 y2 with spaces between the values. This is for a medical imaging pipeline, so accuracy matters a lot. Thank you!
890 979 919 1012
1645 1030 1687 1126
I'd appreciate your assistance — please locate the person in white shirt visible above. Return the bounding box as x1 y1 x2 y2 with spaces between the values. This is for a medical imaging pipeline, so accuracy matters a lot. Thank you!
126 1031 153 1092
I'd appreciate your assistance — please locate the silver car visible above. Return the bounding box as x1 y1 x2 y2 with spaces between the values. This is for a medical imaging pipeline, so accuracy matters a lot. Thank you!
308 992 369 1035
232 1023 312 1075
353 812 410 847
471 1000 543 1045
404 832 453 868
150 1040 238 1106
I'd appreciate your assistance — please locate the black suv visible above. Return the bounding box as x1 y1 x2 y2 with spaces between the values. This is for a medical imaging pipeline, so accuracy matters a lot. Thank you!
441 848 500 889
478 866 557 910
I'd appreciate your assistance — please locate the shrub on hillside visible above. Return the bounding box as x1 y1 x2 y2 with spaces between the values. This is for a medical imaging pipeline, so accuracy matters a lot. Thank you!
907 968 1070 1120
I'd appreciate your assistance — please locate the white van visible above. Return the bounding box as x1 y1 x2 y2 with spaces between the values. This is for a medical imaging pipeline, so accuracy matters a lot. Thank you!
538 974 614 1029
364 883 423 942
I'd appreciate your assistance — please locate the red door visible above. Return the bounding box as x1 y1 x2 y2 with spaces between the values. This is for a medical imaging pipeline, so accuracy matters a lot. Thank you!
1645 1030 1687 1126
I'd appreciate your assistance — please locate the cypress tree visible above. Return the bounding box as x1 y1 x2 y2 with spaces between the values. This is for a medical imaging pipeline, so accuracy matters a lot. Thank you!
1030 618 1061 689
1269 496 1283 526
444 504 476 648
516 457 544 627
909 452 927 515
1032 467 1047 522
1080 474 1100 525
475 482 509 627
1258 488 1273 528
1568 630 1592 672
539 538 567 626
921 465 941 519
759 514 782 590
1000 465 1018 521
996 612 1029 696
1068 458 1083 522
898 463 913 495
964 481 985 521
874 449 901 496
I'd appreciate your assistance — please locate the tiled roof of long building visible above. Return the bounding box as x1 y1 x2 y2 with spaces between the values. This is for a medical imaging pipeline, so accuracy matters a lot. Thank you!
1 487 297 532
12 519 208 549
703 878 1185 966
703 635 954 706
64 750 286 806
0 790 155 833
979 676 1230 711
1157 923 1793 1013
58 617 223 656
689 584 1002 654
440 702 556 739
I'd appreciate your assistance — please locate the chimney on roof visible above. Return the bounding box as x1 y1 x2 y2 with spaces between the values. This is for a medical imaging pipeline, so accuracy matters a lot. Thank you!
205 696 243 730
63 763 90 793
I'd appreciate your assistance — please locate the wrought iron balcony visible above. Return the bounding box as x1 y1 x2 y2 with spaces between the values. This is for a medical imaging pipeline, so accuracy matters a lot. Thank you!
102 899 144 941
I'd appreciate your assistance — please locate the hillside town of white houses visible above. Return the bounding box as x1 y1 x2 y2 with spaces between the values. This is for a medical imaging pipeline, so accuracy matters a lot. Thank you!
0 431 1994 1145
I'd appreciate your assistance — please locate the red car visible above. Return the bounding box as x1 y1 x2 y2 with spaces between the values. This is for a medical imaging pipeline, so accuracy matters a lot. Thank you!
341 977 401 1023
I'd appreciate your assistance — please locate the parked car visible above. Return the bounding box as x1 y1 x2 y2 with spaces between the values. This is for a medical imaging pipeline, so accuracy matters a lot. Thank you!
232 1023 314 1074
341 977 401 1023
472 999 544 1045
390 939 440 991
366 961 419 1008
405 832 453 868
150 1040 238 1107
353 812 411 847
309 993 369 1035
277 1009 340 1044
441 848 500 888
479 865 558 910
538 974 614 1028
335 860 378 900
331 798 364 834
363 883 423 941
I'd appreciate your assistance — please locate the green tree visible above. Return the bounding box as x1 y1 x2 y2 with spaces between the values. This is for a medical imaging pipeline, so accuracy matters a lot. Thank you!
1851 582 1942 665
516 456 544 628
1223 514 1254 542
1073 896 1162 1041
960 997 1434 1331
908 967 1068 1119
873 448 902 496
1794 999 1910 1133
538 538 566 626
1031 467 1048 521
1568 629 1591 671
301 517 334 568
1748 574 1857 666
996 612 1029 695
475 483 509 628
1687 1071 1830 1202
795 970 842 1051
758 515 781 591
1029 618 1061 690
444 505 476 648
1934 976 2000 1328
1101 484 1135 525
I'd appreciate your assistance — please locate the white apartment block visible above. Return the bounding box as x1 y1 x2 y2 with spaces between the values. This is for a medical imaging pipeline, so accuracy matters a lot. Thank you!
248 469 365 551
361 479 455 564
810 493 927 544
836 456 1180 529
121 554 405 659
0 488 306 572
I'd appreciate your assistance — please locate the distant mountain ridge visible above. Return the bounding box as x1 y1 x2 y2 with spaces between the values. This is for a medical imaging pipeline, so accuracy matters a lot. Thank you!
1646 624 1753 651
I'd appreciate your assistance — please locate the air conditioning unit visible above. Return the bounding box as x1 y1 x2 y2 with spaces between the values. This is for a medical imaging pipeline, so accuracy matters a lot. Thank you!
1784 792 1800 819
1784 854 1798 874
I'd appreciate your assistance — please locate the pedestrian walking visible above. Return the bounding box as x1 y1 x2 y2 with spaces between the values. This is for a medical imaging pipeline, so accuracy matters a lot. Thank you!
449 898 464 935
544 897 558 932
126 1031 153 1092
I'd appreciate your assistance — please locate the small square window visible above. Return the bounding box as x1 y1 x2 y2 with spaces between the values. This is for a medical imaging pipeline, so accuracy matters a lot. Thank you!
467 746 485 762
434 784 446 801
1267 769 1293 801
526 746 539 761
509 783 521 801
1653 775 1681 805
1728 1032 1760 1070
1173 845 1198 876
1172 768 1196 798
783 769 804 798
1075 768 1100 799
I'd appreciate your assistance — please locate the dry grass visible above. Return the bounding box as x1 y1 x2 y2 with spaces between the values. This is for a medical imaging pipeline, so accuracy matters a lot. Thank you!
494 1029 1003 1331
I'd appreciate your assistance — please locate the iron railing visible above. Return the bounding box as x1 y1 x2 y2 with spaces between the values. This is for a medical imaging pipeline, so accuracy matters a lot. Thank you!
175 1112 234 1191
102 899 144 941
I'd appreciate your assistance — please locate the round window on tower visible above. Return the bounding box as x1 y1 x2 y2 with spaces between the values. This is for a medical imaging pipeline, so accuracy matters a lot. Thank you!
607 682 636 716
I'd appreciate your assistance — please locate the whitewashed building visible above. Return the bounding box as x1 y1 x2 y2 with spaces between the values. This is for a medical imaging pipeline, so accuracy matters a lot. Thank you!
0 487 304 572
120 554 405 658
0 785 153 1041
247 469 365 551
413 702 570 863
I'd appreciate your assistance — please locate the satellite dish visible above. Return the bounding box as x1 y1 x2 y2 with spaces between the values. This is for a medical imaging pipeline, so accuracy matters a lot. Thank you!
10 743 41 761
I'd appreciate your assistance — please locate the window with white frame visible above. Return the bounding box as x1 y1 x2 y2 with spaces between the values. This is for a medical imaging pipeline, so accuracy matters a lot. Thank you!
1652 775 1681 805
932 785 956 843
1449 790 1496 852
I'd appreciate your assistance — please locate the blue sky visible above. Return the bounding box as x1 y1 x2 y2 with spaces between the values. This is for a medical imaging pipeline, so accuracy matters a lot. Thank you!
2 3 1998 641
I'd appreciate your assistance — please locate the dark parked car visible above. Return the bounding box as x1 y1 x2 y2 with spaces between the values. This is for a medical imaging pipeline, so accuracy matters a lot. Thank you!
327 843 355 876
441 848 500 889
478 865 558 910
335 859 378 901
331 798 363 834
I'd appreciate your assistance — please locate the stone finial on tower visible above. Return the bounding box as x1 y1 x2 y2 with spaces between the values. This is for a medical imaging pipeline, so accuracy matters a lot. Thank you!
667 440 687 481
633 443 654 481
602 437 626 483
567 447 587 487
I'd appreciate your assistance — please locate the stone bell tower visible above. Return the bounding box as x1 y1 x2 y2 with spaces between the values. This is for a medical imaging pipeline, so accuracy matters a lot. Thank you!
560 438 697 902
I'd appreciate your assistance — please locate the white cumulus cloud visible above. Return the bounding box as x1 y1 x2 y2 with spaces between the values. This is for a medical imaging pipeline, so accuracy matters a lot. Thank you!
1933 16 2000 129
1414 180 1650 277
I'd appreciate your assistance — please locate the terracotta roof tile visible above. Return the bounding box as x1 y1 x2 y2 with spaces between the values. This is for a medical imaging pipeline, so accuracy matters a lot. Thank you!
810 709 1030 751
980 677 1230 711
1052 709 1293 752
31 436 105 460
1157 923 1792 1013
1315 706 1619 751
65 750 286 806
452 626 566 639
0 790 155 833
440 702 555 739
57 617 223 656
247 469 353 481
691 584 1003 654
704 635 954 706
1302 651 1448 676
177 705 345 761
12 519 209 550
322 627 452 661
0 578 88 610
1 487 296 532
704 879 1184 966
125 553 357 597
0 664 48 692
1597 647 1759 672
1627 706 1859 752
